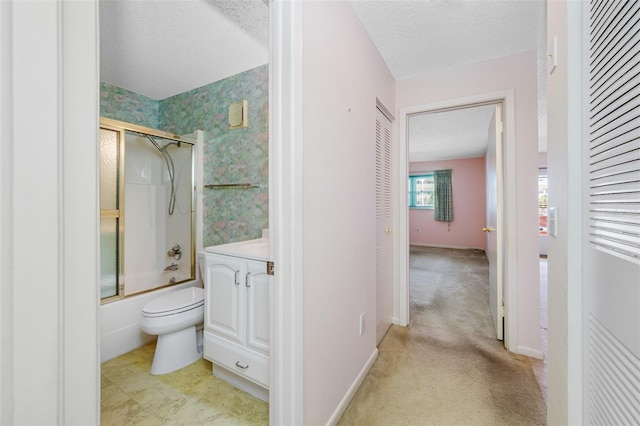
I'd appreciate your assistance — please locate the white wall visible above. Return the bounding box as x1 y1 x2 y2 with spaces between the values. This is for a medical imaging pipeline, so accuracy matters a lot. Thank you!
546 4 569 422
396 51 542 356
301 2 395 423
546 1 584 424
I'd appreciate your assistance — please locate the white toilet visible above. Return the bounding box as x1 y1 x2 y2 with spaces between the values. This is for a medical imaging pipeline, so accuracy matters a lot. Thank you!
140 286 205 375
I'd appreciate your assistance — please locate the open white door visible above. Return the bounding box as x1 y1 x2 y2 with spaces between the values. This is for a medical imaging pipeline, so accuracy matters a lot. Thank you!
376 107 393 344
582 1 640 421
485 104 504 341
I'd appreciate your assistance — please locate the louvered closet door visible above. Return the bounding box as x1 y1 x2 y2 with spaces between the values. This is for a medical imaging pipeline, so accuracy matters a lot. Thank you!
376 107 393 345
583 1 640 424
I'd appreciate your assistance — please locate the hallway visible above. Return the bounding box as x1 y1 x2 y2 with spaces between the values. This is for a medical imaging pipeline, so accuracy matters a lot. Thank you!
339 246 546 425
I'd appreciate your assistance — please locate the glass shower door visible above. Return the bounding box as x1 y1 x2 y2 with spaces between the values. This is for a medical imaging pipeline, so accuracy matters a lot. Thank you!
99 126 123 300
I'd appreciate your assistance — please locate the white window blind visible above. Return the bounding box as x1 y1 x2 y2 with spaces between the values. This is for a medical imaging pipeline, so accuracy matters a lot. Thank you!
588 0 640 263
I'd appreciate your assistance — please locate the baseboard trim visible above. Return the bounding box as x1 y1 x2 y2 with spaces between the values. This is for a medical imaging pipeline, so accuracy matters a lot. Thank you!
517 345 544 360
326 347 378 425
410 243 485 251
101 324 155 362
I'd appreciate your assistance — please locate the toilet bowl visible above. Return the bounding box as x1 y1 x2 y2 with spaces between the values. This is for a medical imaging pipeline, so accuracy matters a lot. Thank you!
140 286 205 375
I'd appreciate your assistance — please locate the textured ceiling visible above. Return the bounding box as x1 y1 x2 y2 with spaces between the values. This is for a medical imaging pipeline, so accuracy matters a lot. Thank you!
349 0 546 81
100 0 268 100
350 0 547 159
100 0 546 157
409 105 498 162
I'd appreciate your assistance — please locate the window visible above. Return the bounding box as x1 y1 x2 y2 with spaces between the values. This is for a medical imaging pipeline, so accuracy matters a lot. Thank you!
409 174 434 208
538 174 548 236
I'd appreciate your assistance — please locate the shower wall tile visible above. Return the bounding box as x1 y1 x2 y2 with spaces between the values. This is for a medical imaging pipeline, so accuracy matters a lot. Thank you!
100 82 159 129
159 65 269 247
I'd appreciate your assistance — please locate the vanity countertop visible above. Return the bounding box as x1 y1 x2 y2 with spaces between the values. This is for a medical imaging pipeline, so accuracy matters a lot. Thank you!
204 238 269 262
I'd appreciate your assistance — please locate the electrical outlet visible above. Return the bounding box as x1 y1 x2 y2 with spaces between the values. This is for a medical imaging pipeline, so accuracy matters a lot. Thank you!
359 312 366 336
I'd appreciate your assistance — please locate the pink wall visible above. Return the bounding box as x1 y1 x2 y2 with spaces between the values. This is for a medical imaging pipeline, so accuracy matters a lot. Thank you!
301 2 395 424
397 50 541 357
409 158 486 250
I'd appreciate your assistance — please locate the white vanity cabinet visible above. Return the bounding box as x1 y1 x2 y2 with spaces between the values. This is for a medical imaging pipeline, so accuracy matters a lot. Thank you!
201 242 270 402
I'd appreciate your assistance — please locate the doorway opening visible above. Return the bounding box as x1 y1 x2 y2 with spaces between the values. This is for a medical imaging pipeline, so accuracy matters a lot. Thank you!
405 101 505 342
98 1 274 423
396 90 519 352
535 164 548 400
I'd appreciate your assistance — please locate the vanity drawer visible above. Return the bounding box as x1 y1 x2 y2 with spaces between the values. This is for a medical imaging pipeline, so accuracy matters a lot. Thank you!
204 332 269 388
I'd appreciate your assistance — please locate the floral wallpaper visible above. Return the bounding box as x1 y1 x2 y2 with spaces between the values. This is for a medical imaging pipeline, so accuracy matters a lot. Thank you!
100 82 159 129
159 65 269 246
100 64 269 247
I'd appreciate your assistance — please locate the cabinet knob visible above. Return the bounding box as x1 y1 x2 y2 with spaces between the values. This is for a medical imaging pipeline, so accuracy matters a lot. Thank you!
246 272 251 287
235 361 249 370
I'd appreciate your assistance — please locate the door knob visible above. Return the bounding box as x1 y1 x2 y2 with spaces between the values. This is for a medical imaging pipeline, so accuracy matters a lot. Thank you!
482 227 495 233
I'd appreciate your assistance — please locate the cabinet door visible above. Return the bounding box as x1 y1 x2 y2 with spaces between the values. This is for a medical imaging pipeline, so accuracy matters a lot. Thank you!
245 260 270 355
204 254 244 345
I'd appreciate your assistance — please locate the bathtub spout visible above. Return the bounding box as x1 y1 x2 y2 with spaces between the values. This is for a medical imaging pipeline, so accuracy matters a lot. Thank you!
164 263 179 271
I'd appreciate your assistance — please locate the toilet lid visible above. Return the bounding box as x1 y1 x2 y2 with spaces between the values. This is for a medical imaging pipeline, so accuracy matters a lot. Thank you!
142 287 204 315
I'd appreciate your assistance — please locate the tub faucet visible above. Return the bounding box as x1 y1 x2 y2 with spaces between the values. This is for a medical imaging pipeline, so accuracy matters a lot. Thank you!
167 244 182 260
164 263 179 271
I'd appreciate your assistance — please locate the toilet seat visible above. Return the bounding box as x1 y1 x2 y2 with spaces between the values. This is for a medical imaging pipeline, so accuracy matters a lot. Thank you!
142 287 204 318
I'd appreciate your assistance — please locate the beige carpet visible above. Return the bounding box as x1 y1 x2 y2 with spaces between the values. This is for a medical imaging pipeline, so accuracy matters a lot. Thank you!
338 246 547 426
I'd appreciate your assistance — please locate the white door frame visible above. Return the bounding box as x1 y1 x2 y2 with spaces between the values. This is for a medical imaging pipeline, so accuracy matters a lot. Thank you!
394 90 518 351
0 0 301 423
268 1 304 424
1 1 100 423
486 103 505 341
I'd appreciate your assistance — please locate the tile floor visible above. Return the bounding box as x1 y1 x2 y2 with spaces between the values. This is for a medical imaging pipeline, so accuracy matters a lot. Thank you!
101 343 268 425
